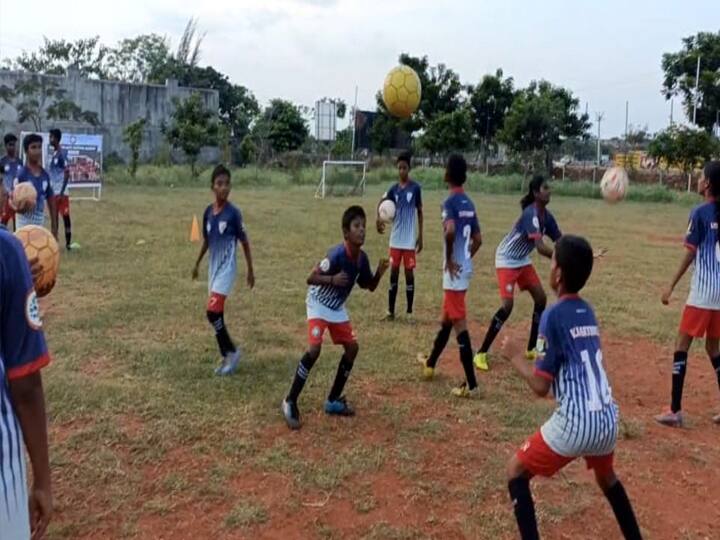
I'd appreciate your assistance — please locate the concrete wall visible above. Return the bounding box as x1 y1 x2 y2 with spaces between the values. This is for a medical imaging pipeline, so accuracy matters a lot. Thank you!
0 69 220 164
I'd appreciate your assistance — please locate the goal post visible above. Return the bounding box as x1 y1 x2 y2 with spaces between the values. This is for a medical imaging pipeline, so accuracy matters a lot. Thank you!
315 160 367 199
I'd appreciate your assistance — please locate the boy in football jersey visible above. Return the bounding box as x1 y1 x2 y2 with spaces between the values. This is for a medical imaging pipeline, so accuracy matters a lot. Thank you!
48 129 76 250
282 206 389 430
14 134 57 236
0 227 53 540
0 133 21 228
377 151 423 320
417 154 482 397
657 161 720 427
503 235 641 540
192 165 255 377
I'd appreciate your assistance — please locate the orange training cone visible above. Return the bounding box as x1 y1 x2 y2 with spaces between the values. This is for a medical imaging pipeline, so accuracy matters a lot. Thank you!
190 215 201 243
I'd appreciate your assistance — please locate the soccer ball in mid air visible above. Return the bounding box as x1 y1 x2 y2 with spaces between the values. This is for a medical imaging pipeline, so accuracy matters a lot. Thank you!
11 182 37 213
382 65 422 119
15 225 60 297
600 167 629 204
378 199 396 223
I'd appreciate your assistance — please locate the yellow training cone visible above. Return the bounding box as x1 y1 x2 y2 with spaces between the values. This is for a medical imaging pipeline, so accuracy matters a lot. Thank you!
190 215 201 243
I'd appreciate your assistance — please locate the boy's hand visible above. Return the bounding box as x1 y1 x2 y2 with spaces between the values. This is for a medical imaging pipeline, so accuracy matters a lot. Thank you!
661 286 673 305
376 218 385 235
416 237 423 254
445 259 461 280
28 257 54 297
247 269 255 289
191 264 199 281
29 484 52 540
332 272 350 288
377 258 390 274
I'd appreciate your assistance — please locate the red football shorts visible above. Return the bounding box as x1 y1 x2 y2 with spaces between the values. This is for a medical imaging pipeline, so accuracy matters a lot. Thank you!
496 265 541 299
53 195 70 217
308 319 356 346
442 290 466 322
207 292 227 313
517 431 614 478
680 305 720 339
0 198 14 224
389 248 416 270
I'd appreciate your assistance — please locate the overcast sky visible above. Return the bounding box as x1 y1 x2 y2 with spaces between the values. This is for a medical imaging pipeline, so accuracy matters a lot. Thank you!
1 0 718 136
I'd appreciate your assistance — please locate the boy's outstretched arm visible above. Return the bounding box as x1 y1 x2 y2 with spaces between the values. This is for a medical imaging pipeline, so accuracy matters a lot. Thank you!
366 258 390 291
501 336 551 397
10 372 52 540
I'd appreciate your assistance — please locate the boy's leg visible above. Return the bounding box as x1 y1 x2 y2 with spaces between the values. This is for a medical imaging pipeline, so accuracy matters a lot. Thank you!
424 319 452 369
287 344 322 404
206 293 236 357
328 341 358 404
657 309 696 425
404 252 416 314
478 269 516 356
507 455 539 540
62 198 72 248
592 466 642 540
453 318 478 392
387 265 400 319
526 283 547 358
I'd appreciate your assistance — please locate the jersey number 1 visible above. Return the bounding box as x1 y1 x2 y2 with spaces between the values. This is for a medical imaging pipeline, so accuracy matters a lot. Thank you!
580 349 612 411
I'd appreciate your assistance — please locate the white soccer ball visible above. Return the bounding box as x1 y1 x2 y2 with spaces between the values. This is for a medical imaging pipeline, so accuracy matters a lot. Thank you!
378 199 396 222
600 167 629 204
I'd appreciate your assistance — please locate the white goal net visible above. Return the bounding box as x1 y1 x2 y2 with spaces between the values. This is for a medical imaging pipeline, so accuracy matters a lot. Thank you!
315 161 367 199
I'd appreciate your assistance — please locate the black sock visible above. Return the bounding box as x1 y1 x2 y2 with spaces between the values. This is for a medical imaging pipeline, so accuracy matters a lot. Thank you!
328 354 354 402
527 302 545 352
287 352 317 403
604 481 642 540
508 477 539 540
711 355 720 393
63 214 72 247
206 311 236 357
405 274 415 314
457 330 478 390
427 323 452 368
479 307 511 354
671 351 688 413
388 270 399 315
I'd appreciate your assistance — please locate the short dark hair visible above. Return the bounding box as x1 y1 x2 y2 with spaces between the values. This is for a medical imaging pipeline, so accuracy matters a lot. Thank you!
49 128 62 142
397 151 411 168
521 175 547 209
4 133 17 145
211 164 231 186
23 133 43 152
446 154 467 186
342 205 366 231
555 235 594 293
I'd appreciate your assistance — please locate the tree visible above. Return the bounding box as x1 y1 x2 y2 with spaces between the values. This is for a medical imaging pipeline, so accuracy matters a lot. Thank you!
11 36 109 79
331 127 353 158
662 31 720 131
252 99 308 154
164 93 219 175
419 109 473 155
626 124 650 149
499 80 589 173
105 34 171 83
123 118 146 177
369 113 400 154
468 69 516 147
0 76 99 130
648 126 719 186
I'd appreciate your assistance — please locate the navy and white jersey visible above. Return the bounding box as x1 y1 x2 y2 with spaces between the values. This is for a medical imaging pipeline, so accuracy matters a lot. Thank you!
306 243 374 323
203 202 248 296
535 296 618 457
685 202 720 310
48 147 69 195
0 156 21 192
441 188 480 291
14 167 53 228
0 229 50 538
495 204 561 268
384 180 422 250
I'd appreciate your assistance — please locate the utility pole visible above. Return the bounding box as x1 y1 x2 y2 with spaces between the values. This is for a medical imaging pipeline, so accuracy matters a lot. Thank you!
693 55 701 125
594 112 604 183
350 85 358 159
624 101 629 141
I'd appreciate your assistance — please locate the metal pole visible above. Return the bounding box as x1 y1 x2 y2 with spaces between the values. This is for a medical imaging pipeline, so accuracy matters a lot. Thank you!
624 101 629 142
350 85 358 159
693 55 701 125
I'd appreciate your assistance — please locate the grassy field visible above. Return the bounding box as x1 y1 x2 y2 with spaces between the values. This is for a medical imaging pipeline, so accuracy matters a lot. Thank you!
42 182 720 539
